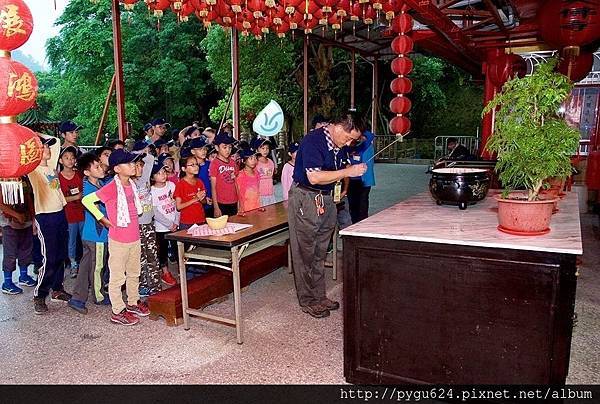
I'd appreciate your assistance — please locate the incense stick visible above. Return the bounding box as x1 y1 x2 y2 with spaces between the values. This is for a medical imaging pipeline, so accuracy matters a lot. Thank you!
367 134 407 163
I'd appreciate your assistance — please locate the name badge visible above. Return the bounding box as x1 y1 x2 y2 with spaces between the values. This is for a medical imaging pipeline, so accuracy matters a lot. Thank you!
69 187 80 195
352 155 361 161
333 181 342 203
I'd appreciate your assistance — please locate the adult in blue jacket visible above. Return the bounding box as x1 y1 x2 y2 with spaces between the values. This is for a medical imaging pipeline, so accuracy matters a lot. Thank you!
347 130 376 223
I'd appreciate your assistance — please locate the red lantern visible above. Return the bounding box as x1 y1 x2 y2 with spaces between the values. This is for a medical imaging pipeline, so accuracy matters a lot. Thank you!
382 0 400 21
557 52 595 82
251 24 263 39
237 9 255 30
389 95 411 114
285 10 304 29
214 1 233 26
350 1 361 21
275 21 290 37
224 0 243 14
149 0 170 17
539 0 600 49
391 56 413 75
121 0 138 11
315 0 339 14
194 0 208 17
299 0 320 19
258 15 272 33
328 13 343 30
169 0 186 11
0 0 33 51
363 4 375 25
487 53 527 87
391 12 412 33
247 0 266 18
389 116 411 136
336 0 350 17
0 57 37 116
391 35 413 54
271 4 286 25
390 77 412 93
179 1 196 21
0 123 42 178
201 8 218 27
299 17 318 33
285 0 303 15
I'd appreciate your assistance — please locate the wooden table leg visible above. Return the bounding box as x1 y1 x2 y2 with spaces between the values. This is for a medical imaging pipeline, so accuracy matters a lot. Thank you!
231 246 243 344
178 241 190 331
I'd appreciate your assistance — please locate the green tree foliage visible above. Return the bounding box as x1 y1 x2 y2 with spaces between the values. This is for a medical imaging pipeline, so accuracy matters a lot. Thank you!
41 0 219 145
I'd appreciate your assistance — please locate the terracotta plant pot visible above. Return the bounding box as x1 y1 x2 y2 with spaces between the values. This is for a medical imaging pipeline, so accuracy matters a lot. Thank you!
496 194 557 235
539 188 560 213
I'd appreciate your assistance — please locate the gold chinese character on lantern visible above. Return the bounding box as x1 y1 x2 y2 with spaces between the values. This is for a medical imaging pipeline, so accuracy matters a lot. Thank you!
7 72 34 101
19 137 42 166
0 5 25 37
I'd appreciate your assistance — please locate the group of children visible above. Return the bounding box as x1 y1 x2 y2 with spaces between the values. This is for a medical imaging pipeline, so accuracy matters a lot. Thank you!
0 124 300 327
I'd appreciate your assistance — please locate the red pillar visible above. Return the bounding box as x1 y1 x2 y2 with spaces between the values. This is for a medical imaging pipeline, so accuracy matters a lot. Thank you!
480 49 502 160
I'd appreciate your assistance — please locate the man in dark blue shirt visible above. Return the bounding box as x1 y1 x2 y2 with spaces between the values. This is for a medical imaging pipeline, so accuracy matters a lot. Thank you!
289 114 367 318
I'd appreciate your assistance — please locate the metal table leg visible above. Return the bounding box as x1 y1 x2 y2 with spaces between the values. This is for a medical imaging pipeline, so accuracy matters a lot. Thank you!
178 241 190 330
287 242 293 274
333 225 338 280
231 246 243 344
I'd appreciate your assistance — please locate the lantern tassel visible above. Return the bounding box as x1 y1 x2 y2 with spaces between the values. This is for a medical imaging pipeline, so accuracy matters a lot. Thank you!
0 179 24 205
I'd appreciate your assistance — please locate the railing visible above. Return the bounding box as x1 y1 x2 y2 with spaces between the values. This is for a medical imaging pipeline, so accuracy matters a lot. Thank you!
373 136 436 162
433 136 479 161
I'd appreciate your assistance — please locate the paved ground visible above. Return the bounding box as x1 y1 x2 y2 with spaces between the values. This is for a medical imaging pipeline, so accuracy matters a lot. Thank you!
0 164 598 384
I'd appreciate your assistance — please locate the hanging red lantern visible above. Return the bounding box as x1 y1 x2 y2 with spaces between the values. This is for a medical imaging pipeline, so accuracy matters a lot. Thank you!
328 13 343 30
121 0 138 11
314 9 328 25
258 15 272 33
247 0 266 19
299 17 318 33
214 1 233 26
251 24 263 39
0 57 37 116
275 21 290 37
539 0 600 50
179 0 196 21
389 116 411 136
194 0 208 17
390 77 412 93
389 95 411 114
201 8 218 27
0 123 42 179
391 56 413 75
237 9 255 30
557 51 595 82
391 34 413 54
363 4 375 25
224 0 243 14
336 0 350 17
285 10 304 29
350 1 361 21
169 0 185 11
0 0 33 51
391 12 412 33
149 0 170 17
299 0 319 20
382 0 400 21
285 0 303 15
487 53 527 87
315 0 339 14
271 4 286 25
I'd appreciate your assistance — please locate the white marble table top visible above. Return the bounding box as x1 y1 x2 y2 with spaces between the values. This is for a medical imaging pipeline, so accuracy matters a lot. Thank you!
340 190 583 255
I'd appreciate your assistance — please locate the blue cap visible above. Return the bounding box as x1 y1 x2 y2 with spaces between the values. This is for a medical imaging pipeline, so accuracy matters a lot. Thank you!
214 132 235 145
180 147 192 158
183 126 199 139
39 136 57 147
288 141 300 153
143 123 153 132
157 152 174 163
239 147 258 160
188 137 207 150
59 120 82 133
251 137 271 150
132 139 150 152
108 149 145 169
151 118 169 127
153 138 174 149
151 160 168 176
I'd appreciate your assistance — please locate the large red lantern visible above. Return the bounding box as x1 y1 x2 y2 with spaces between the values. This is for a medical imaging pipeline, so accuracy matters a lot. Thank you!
389 95 411 114
389 116 411 135
0 123 42 178
0 0 33 51
247 0 266 18
391 56 413 75
0 57 37 116
391 34 413 54
390 77 412 93
391 12 412 33
539 0 600 49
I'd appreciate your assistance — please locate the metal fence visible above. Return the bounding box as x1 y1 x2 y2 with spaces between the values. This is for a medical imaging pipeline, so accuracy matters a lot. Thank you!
433 136 479 161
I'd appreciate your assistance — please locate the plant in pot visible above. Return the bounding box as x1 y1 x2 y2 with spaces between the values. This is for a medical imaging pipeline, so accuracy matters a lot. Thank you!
482 58 580 235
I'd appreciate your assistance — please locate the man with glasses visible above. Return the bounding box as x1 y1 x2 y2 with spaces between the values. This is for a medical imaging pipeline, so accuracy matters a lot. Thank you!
288 114 367 319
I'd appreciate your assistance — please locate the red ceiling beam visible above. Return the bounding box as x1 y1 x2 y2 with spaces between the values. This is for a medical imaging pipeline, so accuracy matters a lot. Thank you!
481 0 509 34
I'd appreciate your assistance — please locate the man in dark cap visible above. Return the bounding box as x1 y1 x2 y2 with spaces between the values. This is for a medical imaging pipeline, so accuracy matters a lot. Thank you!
59 120 83 157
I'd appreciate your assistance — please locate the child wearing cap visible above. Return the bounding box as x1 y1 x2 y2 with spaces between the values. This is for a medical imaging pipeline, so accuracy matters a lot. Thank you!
186 138 213 217
133 150 166 296
82 149 149 326
151 159 179 285
174 156 207 228
236 149 261 214
159 153 179 185
0 176 37 295
282 142 299 201
209 133 239 217
27 136 71 315
58 146 85 278
254 138 276 207
68 153 110 314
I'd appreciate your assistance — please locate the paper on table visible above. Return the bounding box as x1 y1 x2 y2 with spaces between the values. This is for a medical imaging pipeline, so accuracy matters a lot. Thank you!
186 222 253 237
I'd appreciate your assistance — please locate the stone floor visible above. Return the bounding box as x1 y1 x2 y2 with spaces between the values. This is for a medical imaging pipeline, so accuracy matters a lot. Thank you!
0 164 598 384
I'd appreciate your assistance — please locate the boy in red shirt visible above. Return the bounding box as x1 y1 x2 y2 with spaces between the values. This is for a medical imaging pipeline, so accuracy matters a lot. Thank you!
209 133 239 217
58 146 85 278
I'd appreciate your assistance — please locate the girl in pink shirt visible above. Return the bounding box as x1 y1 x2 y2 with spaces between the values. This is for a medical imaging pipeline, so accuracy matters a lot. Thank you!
254 138 276 207
235 149 261 215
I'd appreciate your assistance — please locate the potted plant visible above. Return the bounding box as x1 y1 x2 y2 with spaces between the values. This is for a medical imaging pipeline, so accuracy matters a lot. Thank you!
482 59 580 235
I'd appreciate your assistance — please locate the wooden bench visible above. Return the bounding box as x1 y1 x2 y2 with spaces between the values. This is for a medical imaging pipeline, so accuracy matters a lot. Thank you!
147 244 288 326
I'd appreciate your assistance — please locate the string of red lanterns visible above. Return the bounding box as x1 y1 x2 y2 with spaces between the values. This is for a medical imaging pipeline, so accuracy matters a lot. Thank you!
388 7 412 138
0 0 42 204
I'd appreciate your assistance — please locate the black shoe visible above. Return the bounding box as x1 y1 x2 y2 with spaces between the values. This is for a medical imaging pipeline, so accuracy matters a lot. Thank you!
321 298 340 311
34 297 48 315
51 290 72 302
301 303 330 318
